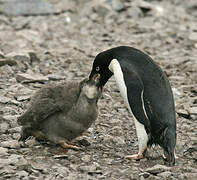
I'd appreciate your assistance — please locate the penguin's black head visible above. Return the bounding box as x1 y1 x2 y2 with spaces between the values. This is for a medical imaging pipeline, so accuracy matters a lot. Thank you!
89 52 113 88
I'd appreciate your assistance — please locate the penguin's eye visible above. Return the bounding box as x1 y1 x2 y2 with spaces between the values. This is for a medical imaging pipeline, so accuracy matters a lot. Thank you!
95 66 100 72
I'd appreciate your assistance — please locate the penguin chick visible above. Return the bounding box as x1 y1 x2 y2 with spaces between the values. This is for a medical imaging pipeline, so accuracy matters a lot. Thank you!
18 74 101 149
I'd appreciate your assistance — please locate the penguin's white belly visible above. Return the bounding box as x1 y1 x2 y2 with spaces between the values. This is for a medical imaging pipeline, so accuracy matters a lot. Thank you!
108 59 148 150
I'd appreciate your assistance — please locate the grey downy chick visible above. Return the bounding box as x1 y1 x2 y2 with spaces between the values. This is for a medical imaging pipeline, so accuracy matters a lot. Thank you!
18 74 101 149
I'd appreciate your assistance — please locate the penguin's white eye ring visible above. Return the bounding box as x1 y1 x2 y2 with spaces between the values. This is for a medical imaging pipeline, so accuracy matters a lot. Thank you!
95 66 100 71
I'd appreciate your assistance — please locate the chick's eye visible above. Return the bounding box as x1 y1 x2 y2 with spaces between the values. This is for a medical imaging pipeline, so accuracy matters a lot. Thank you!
95 66 100 71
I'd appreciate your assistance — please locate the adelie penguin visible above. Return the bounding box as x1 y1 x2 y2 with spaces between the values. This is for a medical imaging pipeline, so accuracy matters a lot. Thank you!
17 74 101 149
89 46 176 166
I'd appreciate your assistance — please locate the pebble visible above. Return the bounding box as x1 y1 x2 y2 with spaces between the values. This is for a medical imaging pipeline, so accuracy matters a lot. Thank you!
189 107 197 115
106 0 125 12
189 32 197 41
0 122 9 134
0 147 8 156
0 59 17 67
158 171 172 178
0 96 12 104
145 164 171 175
8 126 21 133
16 170 29 178
0 0 55 16
81 154 91 163
0 140 21 149
16 73 49 83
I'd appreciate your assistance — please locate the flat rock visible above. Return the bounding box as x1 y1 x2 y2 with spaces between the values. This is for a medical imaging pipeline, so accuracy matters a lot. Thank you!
145 164 171 175
189 107 197 115
158 171 172 178
16 95 31 102
0 158 12 167
16 73 48 83
0 147 8 156
177 109 190 119
189 32 197 41
47 74 66 81
0 59 17 67
0 96 12 104
16 170 29 178
0 140 21 149
105 0 125 12
0 0 55 16
2 115 18 128
25 138 40 147
8 126 21 133
81 155 92 163
0 122 9 134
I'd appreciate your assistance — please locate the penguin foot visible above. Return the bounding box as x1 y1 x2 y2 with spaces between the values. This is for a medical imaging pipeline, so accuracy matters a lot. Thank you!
125 153 143 160
59 141 81 150
162 151 178 160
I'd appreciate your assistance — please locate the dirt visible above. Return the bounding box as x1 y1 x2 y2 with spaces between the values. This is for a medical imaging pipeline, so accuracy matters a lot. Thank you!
0 0 197 179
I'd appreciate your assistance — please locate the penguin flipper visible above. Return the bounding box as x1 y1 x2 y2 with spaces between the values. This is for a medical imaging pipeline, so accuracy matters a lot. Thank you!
124 74 151 133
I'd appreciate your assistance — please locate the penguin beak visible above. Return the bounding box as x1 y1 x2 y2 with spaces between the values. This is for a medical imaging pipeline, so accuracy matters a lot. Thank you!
91 73 103 92
92 73 100 83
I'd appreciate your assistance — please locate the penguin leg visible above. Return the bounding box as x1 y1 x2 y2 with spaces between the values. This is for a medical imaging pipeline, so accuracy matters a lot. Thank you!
110 62 150 160
58 140 81 150
125 117 148 160
123 77 150 160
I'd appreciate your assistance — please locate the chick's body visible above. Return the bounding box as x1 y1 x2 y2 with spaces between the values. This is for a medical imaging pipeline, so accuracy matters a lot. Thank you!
18 76 101 148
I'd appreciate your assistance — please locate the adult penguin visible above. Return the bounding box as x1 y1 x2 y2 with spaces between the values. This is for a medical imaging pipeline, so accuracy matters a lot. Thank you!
89 46 176 166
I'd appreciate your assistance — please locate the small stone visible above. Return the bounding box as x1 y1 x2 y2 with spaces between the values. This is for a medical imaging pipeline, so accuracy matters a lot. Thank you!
189 32 197 41
81 155 91 163
106 0 125 12
189 107 197 115
29 52 40 63
8 126 21 133
0 96 12 104
139 172 150 178
145 164 171 175
16 73 48 83
16 95 31 102
12 133 20 140
16 170 29 178
2 115 18 128
0 122 9 134
0 147 8 156
177 109 190 119
0 140 21 149
25 138 40 147
53 155 68 159
0 0 56 16
0 59 17 67
137 1 153 14
79 164 96 172
0 51 4 58
55 166 69 177
113 136 125 145
47 74 65 81
127 6 143 19
158 171 172 178
0 158 12 167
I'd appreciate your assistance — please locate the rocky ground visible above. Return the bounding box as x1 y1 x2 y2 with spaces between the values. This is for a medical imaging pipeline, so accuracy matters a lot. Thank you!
0 0 197 179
